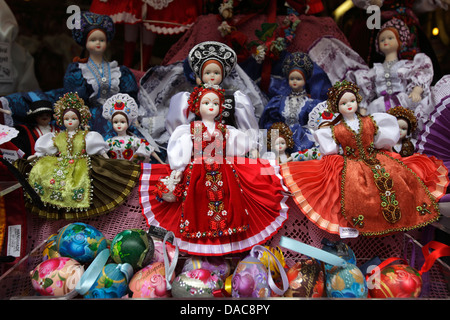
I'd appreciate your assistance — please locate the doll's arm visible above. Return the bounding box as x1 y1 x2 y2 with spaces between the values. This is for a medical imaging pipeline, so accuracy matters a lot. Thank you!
372 113 400 150
167 124 192 172
165 92 193 136
85 131 109 157
29 132 57 159
406 53 433 102
313 127 340 156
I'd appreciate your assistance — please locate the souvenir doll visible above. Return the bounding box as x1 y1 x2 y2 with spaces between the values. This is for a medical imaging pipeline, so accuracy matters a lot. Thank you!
139 85 289 255
281 80 448 237
17 92 140 219
388 106 417 157
259 52 321 152
263 122 294 164
308 18 433 133
102 93 164 164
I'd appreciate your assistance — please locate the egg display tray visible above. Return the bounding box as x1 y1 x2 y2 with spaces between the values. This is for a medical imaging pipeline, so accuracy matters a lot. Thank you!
0 187 449 299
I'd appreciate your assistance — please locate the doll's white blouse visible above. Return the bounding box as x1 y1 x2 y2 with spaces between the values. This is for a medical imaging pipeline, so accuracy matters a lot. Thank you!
167 122 254 172
34 131 109 157
314 113 400 156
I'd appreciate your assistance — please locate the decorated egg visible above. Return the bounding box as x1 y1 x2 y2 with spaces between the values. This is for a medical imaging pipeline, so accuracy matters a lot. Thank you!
30 257 84 296
368 264 422 298
150 237 177 264
321 239 356 271
325 263 368 298
110 229 155 270
129 261 175 298
171 269 223 298
258 246 286 279
285 259 325 298
231 255 270 298
181 256 231 280
55 222 107 263
82 263 133 299
42 233 61 261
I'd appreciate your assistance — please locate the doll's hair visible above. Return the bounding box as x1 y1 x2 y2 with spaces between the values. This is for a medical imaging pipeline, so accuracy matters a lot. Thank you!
267 122 295 151
388 105 417 135
54 92 91 128
188 84 225 117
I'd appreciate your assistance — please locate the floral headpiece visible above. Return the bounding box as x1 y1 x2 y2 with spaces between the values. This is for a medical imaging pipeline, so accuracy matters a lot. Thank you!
72 11 115 47
102 93 139 125
387 105 417 134
282 52 314 80
327 80 362 114
187 84 225 117
188 41 237 83
375 18 410 55
267 122 294 151
54 92 91 127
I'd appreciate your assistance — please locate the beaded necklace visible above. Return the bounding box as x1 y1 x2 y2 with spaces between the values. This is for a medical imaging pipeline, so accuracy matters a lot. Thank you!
87 58 111 99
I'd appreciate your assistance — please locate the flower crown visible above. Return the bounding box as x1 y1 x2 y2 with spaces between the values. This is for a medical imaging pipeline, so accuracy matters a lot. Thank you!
387 105 418 134
188 84 226 116
327 80 362 114
102 93 139 125
267 122 294 150
54 92 91 127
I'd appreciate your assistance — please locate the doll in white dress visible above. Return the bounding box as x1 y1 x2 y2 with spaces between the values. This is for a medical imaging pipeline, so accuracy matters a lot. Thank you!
103 93 164 164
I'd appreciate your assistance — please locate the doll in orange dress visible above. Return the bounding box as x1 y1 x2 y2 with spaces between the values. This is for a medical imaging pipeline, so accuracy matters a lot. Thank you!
281 80 448 237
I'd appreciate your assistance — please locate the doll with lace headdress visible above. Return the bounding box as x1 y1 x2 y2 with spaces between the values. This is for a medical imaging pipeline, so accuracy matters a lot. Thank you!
259 52 322 153
388 105 417 157
281 80 448 237
18 92 140 219
139 85 289 256
103 93 164 164
263 122 295 164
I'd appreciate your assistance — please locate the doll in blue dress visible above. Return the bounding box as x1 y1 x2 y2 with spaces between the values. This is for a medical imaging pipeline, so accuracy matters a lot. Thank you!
259 52 322 152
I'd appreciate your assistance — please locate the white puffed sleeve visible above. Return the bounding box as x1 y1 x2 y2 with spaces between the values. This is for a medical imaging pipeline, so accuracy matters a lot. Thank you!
165 92 194 135
34 132 58 157
85 131 109 155
135 138 155 159
167 124 192 172
371 113 400 150
314 127 340 156
226 126 253 156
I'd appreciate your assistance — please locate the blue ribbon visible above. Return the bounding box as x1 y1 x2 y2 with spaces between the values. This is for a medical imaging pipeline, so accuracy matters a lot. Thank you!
75 249 110 296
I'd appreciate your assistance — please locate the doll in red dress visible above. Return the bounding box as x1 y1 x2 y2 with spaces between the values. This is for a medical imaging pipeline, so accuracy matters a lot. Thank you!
139 85 289 255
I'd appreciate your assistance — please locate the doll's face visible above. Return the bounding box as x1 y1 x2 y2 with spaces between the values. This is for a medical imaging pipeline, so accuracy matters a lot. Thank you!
338 92 358 116
112 113 129 134
86 29 107 56
274 137 287 153
201 61 223 85
378 29 399 55
35 112 52 127
397 118 409 140
288 70 305 92
199 92 221 121
63 111 80 131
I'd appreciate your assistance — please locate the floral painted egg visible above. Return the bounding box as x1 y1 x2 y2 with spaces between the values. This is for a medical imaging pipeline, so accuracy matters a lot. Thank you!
368 264 422 298
30 257 84 296
231 256 270 298
325 263 368 298
321 239 356 271
42 233 61 261
110 229 155 271
181 256 231 280
129 261 175 298
171 269 224 298
258 246 286 279
285 259 325 298
149 237 177 264
82 263 133 299
55 222 107 263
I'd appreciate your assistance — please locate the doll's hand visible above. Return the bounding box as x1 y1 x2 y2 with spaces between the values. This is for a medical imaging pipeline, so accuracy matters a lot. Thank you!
27 154 37 160
171 170 183 183
370 0 383 6
359 108 368 116
248 149 259 159
409 86 423 103
101 152 109 159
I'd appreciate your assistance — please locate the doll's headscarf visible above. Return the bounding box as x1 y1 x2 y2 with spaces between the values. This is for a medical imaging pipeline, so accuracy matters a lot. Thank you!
54 92 91 127
102 93 139 126
388 105 417 134
72 11 115 47
188 41 237 83
187 84 226 117
326 80 362 114
375 18 411 55
282 52 314 80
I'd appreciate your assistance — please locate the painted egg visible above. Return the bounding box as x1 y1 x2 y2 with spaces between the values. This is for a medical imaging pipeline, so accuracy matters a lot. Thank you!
368 264 422 298
258 246 286 279
149 237 177 264
285 259 326 298
171 269 224 298
82 263 132 299
110 229 155 271
325 263 368 298
42 233 61 261
30 257 84 296
321 239 356 271
55 222 107 263
181 256 231 280
231 256 270 298
129 261 174 298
